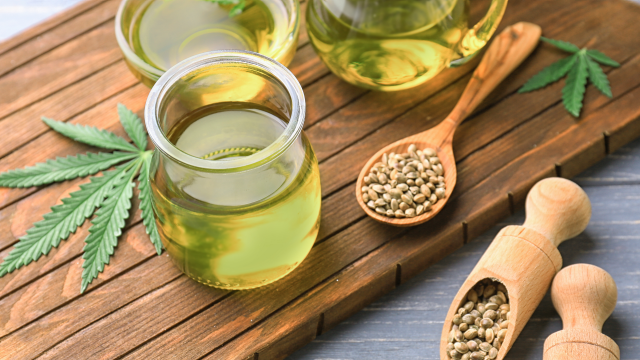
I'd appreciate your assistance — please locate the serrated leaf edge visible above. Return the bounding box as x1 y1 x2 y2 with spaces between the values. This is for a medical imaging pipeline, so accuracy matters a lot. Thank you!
80 159 142 292
0 162 136 276
562 53 589 117
117 103 148 151
138 152 163 255
586 49 620 68
518 54 577 93
0 151 138 188
43 117 139 153
585 56 613 98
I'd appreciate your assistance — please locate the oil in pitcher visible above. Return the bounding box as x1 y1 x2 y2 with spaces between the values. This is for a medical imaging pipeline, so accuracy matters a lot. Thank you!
306 0 508 91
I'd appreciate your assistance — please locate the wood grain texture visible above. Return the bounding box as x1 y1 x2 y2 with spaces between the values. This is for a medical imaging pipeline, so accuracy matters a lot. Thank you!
0 0 638 358
0 0 107 54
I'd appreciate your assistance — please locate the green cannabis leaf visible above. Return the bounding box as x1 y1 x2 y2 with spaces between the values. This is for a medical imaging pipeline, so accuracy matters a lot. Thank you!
0 105 162 293
519 36 620 117
202 0 246 17
138 152 162 255
562 54 589 117
81 160 140 292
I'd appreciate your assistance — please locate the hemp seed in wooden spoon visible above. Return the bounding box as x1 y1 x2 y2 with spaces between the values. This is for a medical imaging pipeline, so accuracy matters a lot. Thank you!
356 22 542 226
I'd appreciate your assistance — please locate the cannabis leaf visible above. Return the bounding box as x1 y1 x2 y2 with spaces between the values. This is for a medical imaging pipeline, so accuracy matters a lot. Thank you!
42 117 139 152
118 104 148 151
81 159 140 292
0 164 133 276
202 0 246 16
138 152 162 255
0 152 137 188
518 55 577 93
0 104 162 293
540 37 580 53
562 54 589 117
585 56 612 98
586 49 620 67
519 36 620 117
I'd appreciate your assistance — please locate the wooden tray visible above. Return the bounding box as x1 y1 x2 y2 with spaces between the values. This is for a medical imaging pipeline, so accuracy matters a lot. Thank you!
1 0 640 358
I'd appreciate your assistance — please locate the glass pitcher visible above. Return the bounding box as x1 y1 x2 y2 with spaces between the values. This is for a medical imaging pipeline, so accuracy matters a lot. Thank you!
306 0 508 91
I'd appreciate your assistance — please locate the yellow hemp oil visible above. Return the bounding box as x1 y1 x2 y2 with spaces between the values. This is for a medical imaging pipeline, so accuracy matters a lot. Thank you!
306 0 470 90
126 0 297 72
151 103 321 289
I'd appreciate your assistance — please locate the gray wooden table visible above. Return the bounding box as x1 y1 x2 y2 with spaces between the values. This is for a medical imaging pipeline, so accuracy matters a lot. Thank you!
3 3 639 359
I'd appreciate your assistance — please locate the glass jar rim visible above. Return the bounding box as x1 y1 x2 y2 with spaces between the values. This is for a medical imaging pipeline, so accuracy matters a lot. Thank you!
114 0 300 80
145 50 306 172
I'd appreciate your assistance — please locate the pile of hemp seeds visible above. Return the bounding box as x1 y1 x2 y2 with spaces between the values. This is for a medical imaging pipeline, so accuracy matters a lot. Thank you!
446 279 511 360
361 144 445 218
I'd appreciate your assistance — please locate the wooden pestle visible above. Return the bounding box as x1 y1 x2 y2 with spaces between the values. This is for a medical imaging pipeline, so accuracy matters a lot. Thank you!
544 264 619 360
440 178 592 360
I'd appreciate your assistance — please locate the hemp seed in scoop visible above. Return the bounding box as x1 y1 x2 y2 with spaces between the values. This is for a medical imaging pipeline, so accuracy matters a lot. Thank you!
361 144 446 218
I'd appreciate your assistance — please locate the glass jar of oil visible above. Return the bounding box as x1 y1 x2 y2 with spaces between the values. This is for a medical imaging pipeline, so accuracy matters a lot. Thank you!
306 0 508 91
145 51 321 289
116 0 300 87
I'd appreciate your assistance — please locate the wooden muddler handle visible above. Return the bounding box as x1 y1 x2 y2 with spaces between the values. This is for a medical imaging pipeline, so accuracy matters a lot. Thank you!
544 264 620 360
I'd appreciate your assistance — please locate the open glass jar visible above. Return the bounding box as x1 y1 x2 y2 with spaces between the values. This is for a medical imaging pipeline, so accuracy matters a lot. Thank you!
116 0 300 87
145 51 321 290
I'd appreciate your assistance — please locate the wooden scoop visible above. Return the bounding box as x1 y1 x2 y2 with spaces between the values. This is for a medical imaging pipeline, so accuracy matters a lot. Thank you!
440 177 592 359
355 22 542 226
544 264 619 360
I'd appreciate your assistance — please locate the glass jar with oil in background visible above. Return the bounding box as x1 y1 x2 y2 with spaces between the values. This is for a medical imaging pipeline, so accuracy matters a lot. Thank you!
306 0 508 91
116 0 300 86
145 51 321 289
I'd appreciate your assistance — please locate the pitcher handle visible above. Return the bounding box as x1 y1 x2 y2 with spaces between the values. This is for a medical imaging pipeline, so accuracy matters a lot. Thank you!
450 0 509 67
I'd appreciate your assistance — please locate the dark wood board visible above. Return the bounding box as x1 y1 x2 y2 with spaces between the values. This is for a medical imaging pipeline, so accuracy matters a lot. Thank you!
0 0 639 359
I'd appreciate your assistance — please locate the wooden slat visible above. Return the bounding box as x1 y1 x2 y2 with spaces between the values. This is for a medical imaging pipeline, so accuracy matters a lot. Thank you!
0 20 122 120
0 62 139 161
303 74 367 128
0 255 186 360
0 0 119 79
0 183 372 354
289 44 329 87
0 0 110 55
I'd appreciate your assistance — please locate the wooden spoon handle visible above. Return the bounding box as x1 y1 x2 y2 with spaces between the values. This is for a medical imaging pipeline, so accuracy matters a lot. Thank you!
447 22 542 126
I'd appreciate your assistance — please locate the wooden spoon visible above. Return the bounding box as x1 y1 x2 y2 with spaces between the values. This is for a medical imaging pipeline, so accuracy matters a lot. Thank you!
355 22 542 226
